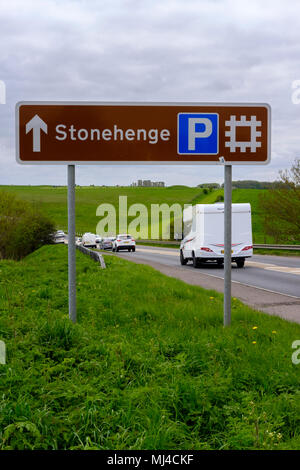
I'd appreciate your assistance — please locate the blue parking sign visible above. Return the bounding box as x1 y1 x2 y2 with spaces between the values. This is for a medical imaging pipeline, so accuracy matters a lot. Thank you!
177 113 219 155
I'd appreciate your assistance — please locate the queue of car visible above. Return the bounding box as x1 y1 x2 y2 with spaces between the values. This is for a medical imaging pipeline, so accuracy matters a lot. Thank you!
56 231 136 253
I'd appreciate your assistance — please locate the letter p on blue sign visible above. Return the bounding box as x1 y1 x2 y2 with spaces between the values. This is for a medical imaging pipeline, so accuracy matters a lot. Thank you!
177 113 219 155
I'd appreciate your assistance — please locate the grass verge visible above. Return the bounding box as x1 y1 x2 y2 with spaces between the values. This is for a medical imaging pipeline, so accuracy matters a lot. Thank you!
254 249 300 257
0 245 300 450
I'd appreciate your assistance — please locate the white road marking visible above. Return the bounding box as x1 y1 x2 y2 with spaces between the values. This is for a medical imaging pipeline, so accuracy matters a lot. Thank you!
247 260 300 275
177 270 300 300
246 261 274 268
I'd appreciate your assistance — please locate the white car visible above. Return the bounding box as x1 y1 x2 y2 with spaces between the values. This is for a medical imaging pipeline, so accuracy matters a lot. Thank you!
112 234 136 252
82 232 100 248
53 230 65 244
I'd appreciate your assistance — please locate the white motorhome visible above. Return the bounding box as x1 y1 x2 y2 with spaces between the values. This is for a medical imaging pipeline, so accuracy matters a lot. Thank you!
82 232 101 248
180 203 253 268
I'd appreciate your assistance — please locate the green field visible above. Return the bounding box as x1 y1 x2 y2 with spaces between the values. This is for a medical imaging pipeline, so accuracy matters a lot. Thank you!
0 185 270 243
0 185 201 238
0 245 300 449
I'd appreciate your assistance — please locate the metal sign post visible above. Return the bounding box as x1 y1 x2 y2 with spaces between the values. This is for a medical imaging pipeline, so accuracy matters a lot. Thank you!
224 164 232 326
68 165 76 323
16 101 270 325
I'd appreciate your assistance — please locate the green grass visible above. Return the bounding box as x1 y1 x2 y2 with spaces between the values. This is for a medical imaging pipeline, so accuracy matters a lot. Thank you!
0 185 287 244
0 245 300 450
254 249 300 257
190 188 224 204
232 189 269 244
0 185 202 238
0 185 271 243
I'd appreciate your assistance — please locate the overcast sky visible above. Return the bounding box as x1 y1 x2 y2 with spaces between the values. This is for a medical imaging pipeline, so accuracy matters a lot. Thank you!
1 0 300 186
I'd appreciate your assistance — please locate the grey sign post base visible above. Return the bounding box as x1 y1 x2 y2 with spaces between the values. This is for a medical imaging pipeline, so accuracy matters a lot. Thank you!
224 164 232 326
68 165 76 323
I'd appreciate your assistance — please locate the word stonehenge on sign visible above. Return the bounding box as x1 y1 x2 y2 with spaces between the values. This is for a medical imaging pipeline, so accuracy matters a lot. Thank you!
55 124 171 145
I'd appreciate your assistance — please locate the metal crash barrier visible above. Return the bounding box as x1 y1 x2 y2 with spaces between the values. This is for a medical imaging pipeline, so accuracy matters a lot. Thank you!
76 244 106 269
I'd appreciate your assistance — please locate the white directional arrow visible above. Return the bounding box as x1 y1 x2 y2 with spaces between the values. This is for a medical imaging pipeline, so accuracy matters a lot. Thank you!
25 114 48 152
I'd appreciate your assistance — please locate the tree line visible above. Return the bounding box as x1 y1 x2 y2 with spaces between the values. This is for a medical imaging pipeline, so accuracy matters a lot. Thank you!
0 192 55 260
198 181 287 189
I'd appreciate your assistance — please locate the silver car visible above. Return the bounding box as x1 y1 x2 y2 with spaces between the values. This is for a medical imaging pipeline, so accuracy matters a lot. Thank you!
100 237 115 250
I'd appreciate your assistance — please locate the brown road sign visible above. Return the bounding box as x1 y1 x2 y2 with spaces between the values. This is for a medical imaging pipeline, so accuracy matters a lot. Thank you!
16 102 271 165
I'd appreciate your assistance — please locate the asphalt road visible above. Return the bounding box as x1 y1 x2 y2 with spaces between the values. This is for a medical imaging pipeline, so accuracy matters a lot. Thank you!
129 246 300 297
114 245 300 323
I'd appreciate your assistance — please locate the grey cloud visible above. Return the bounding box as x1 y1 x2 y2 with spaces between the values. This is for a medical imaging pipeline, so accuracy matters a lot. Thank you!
1 0 300 185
